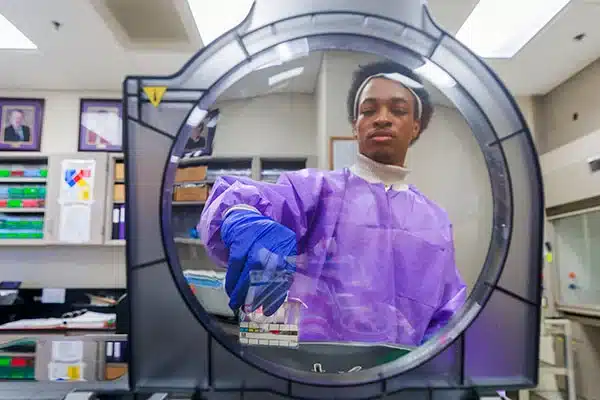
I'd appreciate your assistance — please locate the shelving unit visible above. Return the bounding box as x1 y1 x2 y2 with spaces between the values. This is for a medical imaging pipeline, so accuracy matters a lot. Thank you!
259 157 308 183
521 319 577 400
0 155 49 245
104 154 125 246
171 157 252 244
171 155 310 246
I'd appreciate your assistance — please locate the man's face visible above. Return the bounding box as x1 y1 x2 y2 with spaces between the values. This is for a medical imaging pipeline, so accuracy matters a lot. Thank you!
10 111 23 126
353 78 420 166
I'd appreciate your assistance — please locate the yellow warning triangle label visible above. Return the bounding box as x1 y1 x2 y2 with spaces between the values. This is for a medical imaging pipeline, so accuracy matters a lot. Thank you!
143 86 167 107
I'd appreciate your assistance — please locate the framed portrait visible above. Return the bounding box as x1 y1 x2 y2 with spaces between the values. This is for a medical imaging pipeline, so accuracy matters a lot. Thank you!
0 98 45 152
78 99 123 152
181 108 220 159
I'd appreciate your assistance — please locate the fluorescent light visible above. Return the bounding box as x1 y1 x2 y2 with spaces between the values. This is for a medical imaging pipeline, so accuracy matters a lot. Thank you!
414 61 456 88
0 13 36 49
187 0 253 46
268 67 304 86
456 0 571 58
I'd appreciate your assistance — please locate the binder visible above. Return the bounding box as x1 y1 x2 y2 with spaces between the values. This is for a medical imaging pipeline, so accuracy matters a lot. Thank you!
118 205 125 240
111 206 119 240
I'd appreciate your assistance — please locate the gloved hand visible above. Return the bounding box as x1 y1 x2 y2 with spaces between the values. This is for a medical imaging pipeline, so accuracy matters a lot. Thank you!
221 209 297 316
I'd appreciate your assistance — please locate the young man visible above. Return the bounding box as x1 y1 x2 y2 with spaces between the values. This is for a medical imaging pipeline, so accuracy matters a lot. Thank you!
198 61 466 347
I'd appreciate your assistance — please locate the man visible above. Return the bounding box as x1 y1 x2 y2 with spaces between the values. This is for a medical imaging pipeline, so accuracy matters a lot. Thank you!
199 61 466 347
3 109 31 142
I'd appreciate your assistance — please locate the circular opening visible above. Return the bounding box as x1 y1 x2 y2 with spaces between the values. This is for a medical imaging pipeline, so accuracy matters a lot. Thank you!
157 25 516 387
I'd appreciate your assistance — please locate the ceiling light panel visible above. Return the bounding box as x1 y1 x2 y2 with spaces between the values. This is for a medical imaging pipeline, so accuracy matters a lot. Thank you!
0 13 36 50
456 0 572 58
186 0 253 46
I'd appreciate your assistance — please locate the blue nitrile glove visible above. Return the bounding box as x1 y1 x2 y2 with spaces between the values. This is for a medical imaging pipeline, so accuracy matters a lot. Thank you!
221 209 297 316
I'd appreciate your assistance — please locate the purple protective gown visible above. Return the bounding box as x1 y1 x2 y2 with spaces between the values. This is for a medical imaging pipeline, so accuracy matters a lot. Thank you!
199 168 467 347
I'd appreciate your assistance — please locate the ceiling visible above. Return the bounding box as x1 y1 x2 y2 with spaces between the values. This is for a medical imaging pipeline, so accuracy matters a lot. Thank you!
0 0 599 98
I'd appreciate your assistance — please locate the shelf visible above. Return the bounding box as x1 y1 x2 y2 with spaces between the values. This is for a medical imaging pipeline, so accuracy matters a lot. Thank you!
173 201 205 206
0 239 47 246
105 240 125 246
0 207 45 213
174 238 203 245
0 178 46 183
174 180 214 186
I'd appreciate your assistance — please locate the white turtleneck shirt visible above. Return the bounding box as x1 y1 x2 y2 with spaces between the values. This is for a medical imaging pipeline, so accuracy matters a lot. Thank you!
349 153 410 192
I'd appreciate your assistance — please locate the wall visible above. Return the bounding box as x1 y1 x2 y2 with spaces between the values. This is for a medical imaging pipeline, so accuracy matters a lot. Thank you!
0 90 317 288
537 57 600 154
0 89 126 289
213 93 316 157
532 56 600 400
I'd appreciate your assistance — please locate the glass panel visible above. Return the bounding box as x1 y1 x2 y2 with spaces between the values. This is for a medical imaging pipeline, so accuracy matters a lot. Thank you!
587 210 600 306
168 48 494 379
554 214 588 306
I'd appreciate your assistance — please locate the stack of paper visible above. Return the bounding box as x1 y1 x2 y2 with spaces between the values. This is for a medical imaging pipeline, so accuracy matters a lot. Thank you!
0 311 116 330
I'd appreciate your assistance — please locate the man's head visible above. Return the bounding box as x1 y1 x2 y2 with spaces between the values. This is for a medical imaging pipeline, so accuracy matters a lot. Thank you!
9 110 25 127
347 61 434 167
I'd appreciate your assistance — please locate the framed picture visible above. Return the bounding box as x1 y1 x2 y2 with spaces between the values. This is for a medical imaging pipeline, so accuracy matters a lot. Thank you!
78 99 123 152
181 108 220 158
329 136 358 170
0 98 45 151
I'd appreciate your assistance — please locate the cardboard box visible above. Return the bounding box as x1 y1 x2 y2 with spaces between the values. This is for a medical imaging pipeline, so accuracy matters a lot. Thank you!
175 165 207 183
175 168 187 183
105 364 128 380
186 166 207 181
113 184 125 203
173 185 208 202
114 163 125 181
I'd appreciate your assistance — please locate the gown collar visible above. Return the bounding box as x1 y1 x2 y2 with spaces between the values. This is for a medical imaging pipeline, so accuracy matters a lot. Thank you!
349 153 411 191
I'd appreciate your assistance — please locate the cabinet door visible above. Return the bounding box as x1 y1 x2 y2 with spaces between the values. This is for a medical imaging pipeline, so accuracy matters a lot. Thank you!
45 153 109 244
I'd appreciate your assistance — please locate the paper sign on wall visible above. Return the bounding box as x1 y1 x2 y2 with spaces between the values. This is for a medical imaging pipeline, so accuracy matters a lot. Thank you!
58 160 96 243
59 160 96 204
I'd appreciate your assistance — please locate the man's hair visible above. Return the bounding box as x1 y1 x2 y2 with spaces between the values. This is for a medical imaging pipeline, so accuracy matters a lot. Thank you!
346 60 434 134
10 109 24 117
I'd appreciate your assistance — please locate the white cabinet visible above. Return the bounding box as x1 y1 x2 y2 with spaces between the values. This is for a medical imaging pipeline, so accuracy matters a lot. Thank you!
44 153 109 245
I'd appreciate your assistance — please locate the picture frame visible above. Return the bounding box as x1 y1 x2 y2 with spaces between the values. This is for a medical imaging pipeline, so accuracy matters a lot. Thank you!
181 108 220 159
329 136 358 170
78 99 123 152
0 98 45 152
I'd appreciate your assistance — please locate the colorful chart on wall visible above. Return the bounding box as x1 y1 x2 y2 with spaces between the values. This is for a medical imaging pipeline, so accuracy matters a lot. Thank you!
58 160 96 243
59 160 96 203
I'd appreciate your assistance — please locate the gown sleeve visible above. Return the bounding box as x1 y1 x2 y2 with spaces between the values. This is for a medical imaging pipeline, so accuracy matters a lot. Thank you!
423 225 467 341
198 171 320 267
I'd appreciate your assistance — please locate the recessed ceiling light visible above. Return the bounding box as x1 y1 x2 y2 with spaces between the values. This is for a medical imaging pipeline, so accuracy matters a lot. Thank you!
186 0 253 46
268 67 304 86
456 0 571 58
0 13 37 50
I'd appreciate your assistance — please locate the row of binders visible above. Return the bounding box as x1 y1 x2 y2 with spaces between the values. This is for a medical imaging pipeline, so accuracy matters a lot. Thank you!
111 204 125 240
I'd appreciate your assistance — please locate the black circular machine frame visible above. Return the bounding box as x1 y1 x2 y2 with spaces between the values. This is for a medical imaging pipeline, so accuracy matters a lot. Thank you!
122 0 544 398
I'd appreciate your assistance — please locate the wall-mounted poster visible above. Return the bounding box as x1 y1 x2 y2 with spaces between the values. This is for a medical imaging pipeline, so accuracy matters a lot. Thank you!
0 98 45 152
78 99 123 152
